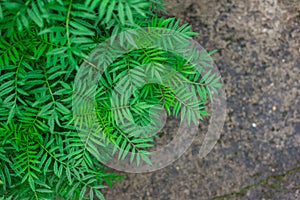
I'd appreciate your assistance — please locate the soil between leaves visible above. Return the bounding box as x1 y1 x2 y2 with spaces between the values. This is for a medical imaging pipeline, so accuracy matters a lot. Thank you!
102 0 300 199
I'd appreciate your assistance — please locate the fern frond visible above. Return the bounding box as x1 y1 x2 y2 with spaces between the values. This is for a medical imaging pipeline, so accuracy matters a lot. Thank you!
0 0 222 198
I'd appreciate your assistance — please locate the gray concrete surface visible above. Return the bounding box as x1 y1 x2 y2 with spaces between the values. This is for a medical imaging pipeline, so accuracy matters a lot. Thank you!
103 0 300 199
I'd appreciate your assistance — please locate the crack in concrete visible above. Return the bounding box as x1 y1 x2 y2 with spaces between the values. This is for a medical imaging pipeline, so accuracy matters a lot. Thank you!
209 165 300 199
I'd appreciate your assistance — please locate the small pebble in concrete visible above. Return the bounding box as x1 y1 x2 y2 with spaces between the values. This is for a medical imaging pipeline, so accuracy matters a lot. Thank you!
184 189 189 194
271 168 275 172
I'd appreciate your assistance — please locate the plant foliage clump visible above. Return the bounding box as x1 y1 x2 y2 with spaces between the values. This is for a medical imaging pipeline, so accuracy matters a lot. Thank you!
0 0 221 199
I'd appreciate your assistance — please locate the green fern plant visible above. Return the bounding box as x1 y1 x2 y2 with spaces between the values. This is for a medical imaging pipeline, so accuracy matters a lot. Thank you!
0 0 221 199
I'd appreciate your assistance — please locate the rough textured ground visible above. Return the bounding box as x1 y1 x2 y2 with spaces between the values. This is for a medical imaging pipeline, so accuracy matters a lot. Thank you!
103 0 300 199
